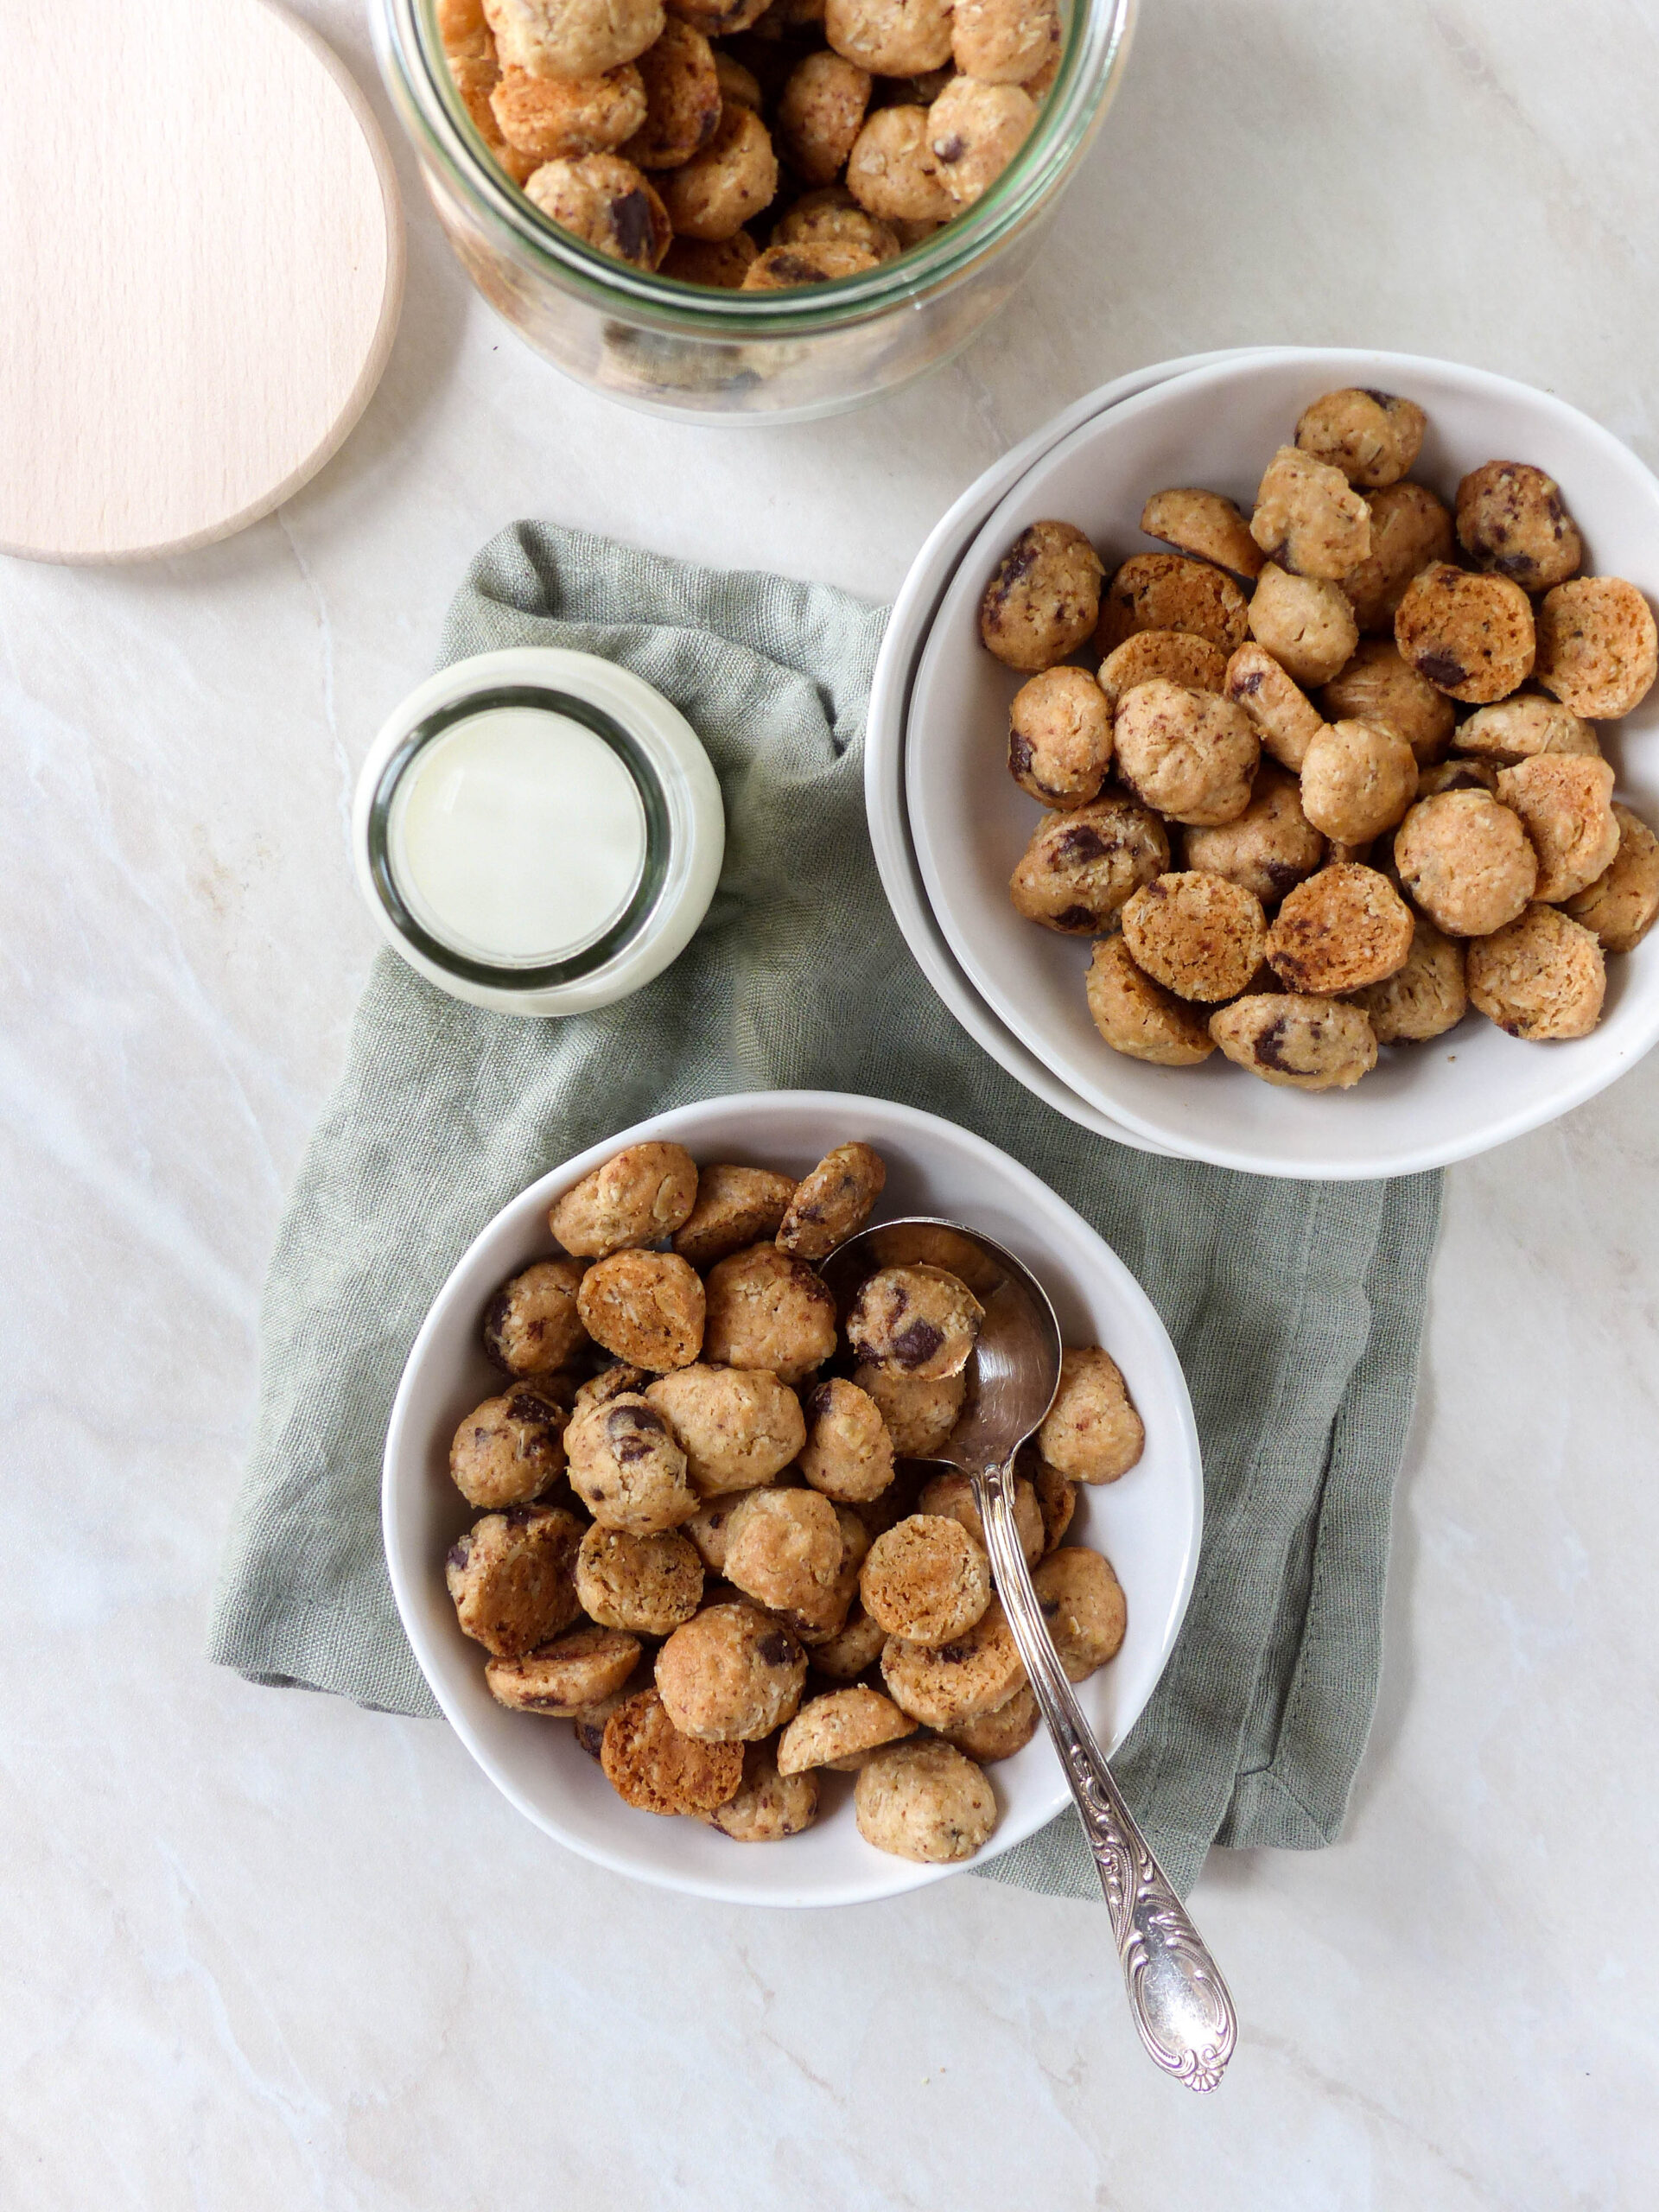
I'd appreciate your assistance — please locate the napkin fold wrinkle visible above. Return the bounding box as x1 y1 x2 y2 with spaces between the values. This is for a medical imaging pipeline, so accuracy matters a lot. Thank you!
209 521 1440 1902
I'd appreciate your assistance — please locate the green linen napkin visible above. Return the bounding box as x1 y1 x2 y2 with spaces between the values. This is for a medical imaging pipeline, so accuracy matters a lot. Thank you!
208 522 1440 1901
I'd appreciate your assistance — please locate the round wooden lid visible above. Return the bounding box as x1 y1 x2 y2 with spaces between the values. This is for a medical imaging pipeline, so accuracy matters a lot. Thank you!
0 0 404 564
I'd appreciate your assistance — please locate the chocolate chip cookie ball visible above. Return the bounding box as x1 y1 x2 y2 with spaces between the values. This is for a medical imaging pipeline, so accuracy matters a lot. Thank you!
799 1376 895 1501
1095 552 1250 657
1394 790 1538 936
1140 489 1264 582
845 105 955 224
1208 993 1379 1091
576 1522 704 1634
741 240 881 288
1346 913 1467 1044
826 0 952 73
659 100 778 237
1099 628 1229 715
1535 577 1659 720
655 1600 808 1740
550 1141 699 1257
1467 905 1606 1040
450 1378 571 1510
524 152 671 266
847 1264 984 1380
880 1596 1026 1726
1562 804 1659 952
1037 1346 1143 1484
722 1488 846 1628
1294 387 1427 489
673 1163 797 1267
491 62 649 159
566 1392 697 1531
854 1738 996 1860
573 1363 649 1414
1416 758 1499 798
808 1602 887 1680
1084 935 1217 1066
850 1361 965 1457
777 1684 916 1774
1495 754 1620 905
486 0 665 77
918 1467 1043 1568
601 1686 744 1813
978 520 1105 672
446 1503 585 1656
700 1741 821 1839
661 230 758 285
1317 639 1457 764
576 1249 706 1370
1249 445 1372 581
1457 696 1599 767
1266 862 1415 995
1247 563 1359 687
777 50 871 183
1007 667 1115 809
645 1364 806 1493
926 78 1036 206
485 1625 643 1716
950 0 1059 81
1395 562 1535 704
702 1243 837 1382
1456 461 1583 593
1338 480 1455 632
1113 678 1260 828
1121 870 1268 1002
943 1682 1041 1763
484 1256 590 1376
682 1495 738 1572
1008 793 1171 932
1031 1547 1127 1680
861 1513 991 1643
1300 718 1419 844
1183 760 1326 906
771 188 899 261
624 17 720 166
777 1141 886 1260
1224 642 1325 771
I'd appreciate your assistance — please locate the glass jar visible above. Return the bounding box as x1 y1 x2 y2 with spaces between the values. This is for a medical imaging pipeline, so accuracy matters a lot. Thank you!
370 0 1136 424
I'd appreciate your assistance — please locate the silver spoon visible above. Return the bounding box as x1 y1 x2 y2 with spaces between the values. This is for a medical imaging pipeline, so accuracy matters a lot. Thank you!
823 1217 1238 2094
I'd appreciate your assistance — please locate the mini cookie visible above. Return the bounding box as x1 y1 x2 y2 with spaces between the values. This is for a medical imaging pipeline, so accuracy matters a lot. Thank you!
861 1513 990 1643
1394 790 1539 936
1084 935 1217 1066
572 1665 649 1758
1032 1547 1126 1681
772 188 899 261
943 1682 1040 1763
1120 871 1268 1002
1008 793 1171 932
600 1687 744 1813
484 1256 589 1375
661 231 759 286
799 1376 896 1502
926 78 1036 206
1495 754 1620 904
722 1488 846 1630
917 1468 1043 1568
576 1522 703 1634
741 241 880 289
1098 629 1229 715
1456 461 1582 593
683 1495 739 1572
1317 639 1456 763
624 18 720 167
1266 863 1414 995
1036 1345 1143 1484
573 1362 648 1414
1224 642 1325 771
1208 993 1378 1090
851 1362 965 1457
575 1249 705 1370
1416 758 1499 797
1294 387 1426 489
1008 667 1115 810
485 0 664 78
1467 906 1606 1040
978 521 1105 672
810 1603 888 1680
800 1505 872 1644
854 1738 995 1861
1456 696 1599 766
845 105 955 225
826 0 953 73
524 153 671 267
1247 563 1358 688
449 1377 572 1509
1182 760 1325 906
1535 577 1659 719
565 1392 697 1531
485 1625 642 1714
446 1503 585 1657
659 101 778 239
1300 720 1419 844
951 0 1059 81
1113 678 1260 828
775 49 869 184
491 63 648 159
645 1364 806 1493
701 1742 821 1839
702 1243 837 1383
1346 913 1467 1043
550 1141 698 1257
714 50 761 105
880 1597 1026 1726
1095 553 1250 657
655 1600 808 1739
674 1163 797 1267
846 1264 984 1381
1029 1457 1077 1551
777 1684 916 1773
1139 489 1263 582
1562 804 1659 953
777 1141 887 1260
1394 563 1535 703
1338 480 1455 632
1249 445 1372 581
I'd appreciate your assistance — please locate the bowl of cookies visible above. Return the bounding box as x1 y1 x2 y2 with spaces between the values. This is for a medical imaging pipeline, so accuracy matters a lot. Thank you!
383 1090 1201 1904
903 348 1659 1177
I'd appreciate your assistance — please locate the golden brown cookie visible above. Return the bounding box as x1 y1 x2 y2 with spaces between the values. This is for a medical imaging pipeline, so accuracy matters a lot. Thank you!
655 1601 808 1740
486 0 664 78
550 1141 698 1257
572 1362 649 1414
1265 863 1414 995
600 1687 744 1814
861 1513 991 1644
1098 629 1230 715
880 1597 1026 1726
1007 667 1115 809
1249 445 1372 580
926 77 1036 205
845 105 955 224
1294 387 1426 488
951 0 1059 82
777 1684 916 1772
1394 563 1536 703
1345 913 1467 1043
1029 1457 1077 1551
565 1391 697 1532
1415 758 1499 798
485 1625 642 1714
1032 1547 1126 1680
722 1488 846 1630
1182 760 1326 906
449 1378 571 1510
1084 935 1217 1066
776 48 870 183
1467 905 1606 1040
1561 803 1659 953
1300 720 1420 844
776 1141 887 1260
1208 993 1378 1090
659 99 778 238
622 18 721 166
1317 639 1457 763
700 1741 821 1839
943 1683 1041 1763
576 1522 703 1634
673 1163 797 1267
483 1256 590 1376
978 520 1106 671
771 188 899 262
917 1468 1044 1568
1495 754 1620 905
1008 793 1171 932
827 0 953 72
1113 678 1260 827
661 230 759 286
446 1503 585 1657
1338 480 1454 632
702 1243 837 1383
854 1738 996 1860
645 1364 805 1494
846 1264 984 1381
1247 564 1358 687
575 1249 705 1370
524 153 671 267
808 1601 888 1679
1120 871 1268 1002
1036 1346 1143 1484
1223 642 1326 771
1455 696 1599 766
1140 488 1264 581
799 1376 896 1502
850 1362 966 1457
1095 552 1250 657
741 240 882 289
1456 461 1582 593
1535 577 1659 719
1393 790 1539 936
491 62 648 159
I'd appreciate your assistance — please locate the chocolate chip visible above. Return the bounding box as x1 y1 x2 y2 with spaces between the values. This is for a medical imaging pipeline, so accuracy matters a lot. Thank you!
888 1318 944 1370
1253 1016 1296 1073
609 189 656 268
1008 729 1035 777
481 1289 513 1369
1232 668 1264 696
446 1541 470 1569
987 537 1039 607
769 251 824 285
758 1630 798 1668
607 1403 666 1462
1054 826 1108 865
807 1382 834 1419
934 132 965 162
1362 387 1397 407
1415 651 1468 690
1053 904 1096 931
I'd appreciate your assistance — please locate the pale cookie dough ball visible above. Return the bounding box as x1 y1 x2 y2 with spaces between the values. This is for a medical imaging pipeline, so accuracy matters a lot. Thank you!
1208 993 1379 1090
484 1256 589 1376
491 63 648 158
683 1495 739 1572
701 1742 820 1839
861 1513 990 1643
1031 1548 1126 1681
1495 754 1621 905
944 1682 1040 1763
777 1141 886 1260
485 1625 642 1714
1535 577 1659 719
880 1597 1026 1726
485 0 664 78
777 1684 916 1773
1416 758 1499 797
845 105 954 223
667 0 770 30
847 1265 985 1381
1224 642 1325 771
978 520 1105 672
1294 386 1427 489
918 1468 1044 1568
624 18 721 166
1008 666 1115 809
777 50 871 183
550 1140 698 1257
1085 936 1216 1066
1121 871 1268 1002
1037 1345 1143 1484
1029 1456 1077 1551
601 1687 743 1813
1394 562 1536 704
1248 563 1358 687
741 241 880 288
661 231 759 285
852 1362 965 1457
1338 480 1455 633
950 0 1058 80
722 1488 846 1629
1140 488 1264 582
1265 862 1415 995
809 1602 888 1679
827 0 953 74
446 1504 584 1657
799 1376 896 1502
1096 552 1250 656
1346 913 1467 1044
576 1249 705 1370
660 101 778 238
524 152 671 265
855 1738 995 1861
674 1163 796 1267
1562 804 1659 952
1457 696 1599 766
702 1243 837 1383
450 1378 571 1510
772 188 899 260
1300 720 1419 844
645 1364 805 1493
1008 794 1170 933
655 1600 807 1739
1249 445 1372 581
573 1362 648 1414
1182 761 1326 906
926 78 1036 206
1457 461 1582 594
576 1522 703 1634
1317 639 1456 764
1113 679 1260 827
1394 791 1539 936
565 1392 697 1531
1467 906 1606 1040
1099 629 1228 715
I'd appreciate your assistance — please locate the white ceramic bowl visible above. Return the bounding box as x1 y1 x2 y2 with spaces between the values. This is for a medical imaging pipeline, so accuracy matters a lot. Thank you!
906 347 1659 1179
384 1090 1202 1907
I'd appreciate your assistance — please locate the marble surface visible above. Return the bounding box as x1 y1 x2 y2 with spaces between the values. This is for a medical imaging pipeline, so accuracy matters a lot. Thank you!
3 0 1657 2202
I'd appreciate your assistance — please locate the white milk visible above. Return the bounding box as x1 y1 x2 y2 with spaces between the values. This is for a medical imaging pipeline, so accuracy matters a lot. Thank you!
388 704 647 965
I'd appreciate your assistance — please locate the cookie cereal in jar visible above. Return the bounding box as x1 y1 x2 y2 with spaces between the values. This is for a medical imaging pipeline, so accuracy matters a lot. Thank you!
524 152 672 266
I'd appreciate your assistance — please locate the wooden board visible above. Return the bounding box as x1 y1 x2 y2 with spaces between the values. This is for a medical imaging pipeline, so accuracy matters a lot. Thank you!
0 0 404 564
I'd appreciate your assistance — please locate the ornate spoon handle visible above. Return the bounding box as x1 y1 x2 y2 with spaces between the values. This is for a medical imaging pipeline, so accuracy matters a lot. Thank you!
973 1454 1238 2093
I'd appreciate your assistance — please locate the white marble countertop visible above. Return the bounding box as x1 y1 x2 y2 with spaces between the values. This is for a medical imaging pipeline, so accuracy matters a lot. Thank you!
4 1 1657 2202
